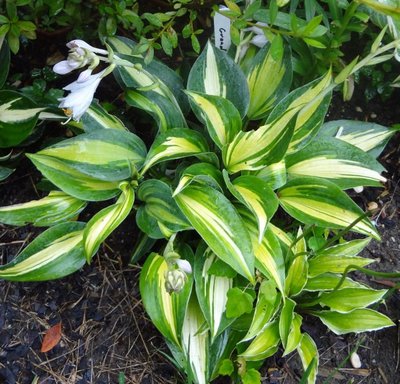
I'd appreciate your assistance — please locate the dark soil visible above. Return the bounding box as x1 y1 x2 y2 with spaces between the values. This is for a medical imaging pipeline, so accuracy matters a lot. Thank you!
1 55 400 383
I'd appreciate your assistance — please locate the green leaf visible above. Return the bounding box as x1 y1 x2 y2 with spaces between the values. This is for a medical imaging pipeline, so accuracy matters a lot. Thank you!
135 206 164 239
186 91 242 149
239 320 280 361
0 222 86 281
83 182 135 261
0 40 10 88
242 280 281 342
141 128 209 175
240 208 285 294
304 273 366 292
253 160 287 190
79 101 127 132
140 253 193 346
297 333 318 384
313 309 395 335
226 287 254 318
286 137 386 189
284 313 303 356
266 71 333 153
28 154 121 201
187 41 250 118
318 119 400 158
224 173 279 242
246 35 292 120
242 369 261 384
278 177 380 239
36 129 146 181
279 298 296 348
0 190 86 227
138 179 191 234
174 185 255 282
0 166 14 181
195 245 234 340
218 359 234 376
0 90 45 148
318 287 387 313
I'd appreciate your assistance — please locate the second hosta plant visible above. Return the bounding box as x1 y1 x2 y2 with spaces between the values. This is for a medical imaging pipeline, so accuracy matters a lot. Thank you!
0 31 399 383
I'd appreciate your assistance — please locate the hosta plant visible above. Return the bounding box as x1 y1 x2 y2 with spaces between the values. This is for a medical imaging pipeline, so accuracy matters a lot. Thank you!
0 28 399 383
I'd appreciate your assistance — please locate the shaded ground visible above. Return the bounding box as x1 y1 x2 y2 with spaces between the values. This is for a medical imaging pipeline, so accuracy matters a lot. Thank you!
1 89 400 383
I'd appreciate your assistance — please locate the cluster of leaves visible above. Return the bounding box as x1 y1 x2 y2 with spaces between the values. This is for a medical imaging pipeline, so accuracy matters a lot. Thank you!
0 21 399 383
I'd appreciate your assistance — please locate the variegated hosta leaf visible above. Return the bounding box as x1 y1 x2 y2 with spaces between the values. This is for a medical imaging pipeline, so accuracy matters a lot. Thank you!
28 154 121 201
187 41 250 118
253 160 287 190
297 333 318 384
304 273 366 292
83 182 135 261
318 119 400 158
182 295 209 384
313 308 394 335
79 100 127 132
224 173 279 243
285 227 308 297
279 298 296 349
194 246 233 341
125 89 187 132
286 137 386 189
173 163 224 196
141 128 210 176
242 280 282 342
318 287 387 313
139 253 193 346
278 177 380 239
283 313 303 356
34 129 147 181
0 222 86 281
174 185 255 282
238 320 280 361
0 191 86 227
0 90 45 148
240 208 285 293
108 36 188 131
186 91 242 149
223 116 296 173
138 179 191 237
246 35 292 120
308 238 373 277
266 71 333 154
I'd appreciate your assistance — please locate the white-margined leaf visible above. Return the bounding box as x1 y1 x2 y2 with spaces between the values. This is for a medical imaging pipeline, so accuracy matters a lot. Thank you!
35 129 147 181
174 184 255 282
246 35 292 120
238 320 280 361
139 252 193 346
0 190 86 227
318 287 387 313
0 222 86 281
313 308 394 335
279 298 296 349
318 119 400 158
239 208 285 293
297 333 318 384
141 128 209 175
224 172 279 242
286 137 386 189
304 273 366 292
0 90 45 147
187 41 250 118
83 182 135 261
186 91 242 148
194 245 233 341
278 177 380 239
283 313 303 356
252 160 287 190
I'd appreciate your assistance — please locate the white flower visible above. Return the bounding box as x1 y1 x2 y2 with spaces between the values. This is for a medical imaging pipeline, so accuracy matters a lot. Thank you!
67 39 108 56
176 259 192 274
249 22 268 48
58 68 106 121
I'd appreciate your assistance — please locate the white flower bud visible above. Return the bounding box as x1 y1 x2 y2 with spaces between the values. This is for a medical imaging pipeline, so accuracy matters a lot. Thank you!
164 269 187 294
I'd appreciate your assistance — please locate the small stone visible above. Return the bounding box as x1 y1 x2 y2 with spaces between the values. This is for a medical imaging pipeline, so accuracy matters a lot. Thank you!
350 352 362 368
367 201 379 211
370 112 377 118
355 106 363 112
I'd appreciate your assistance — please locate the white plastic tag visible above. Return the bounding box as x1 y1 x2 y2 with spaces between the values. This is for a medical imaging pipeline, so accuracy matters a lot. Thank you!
213 6 231 52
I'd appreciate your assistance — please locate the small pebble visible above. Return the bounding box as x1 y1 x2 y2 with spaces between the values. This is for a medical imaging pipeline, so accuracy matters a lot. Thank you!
367 201 379 211
370 112 377 118
355 106 363 112
353 186 364 193
350 352 362 368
